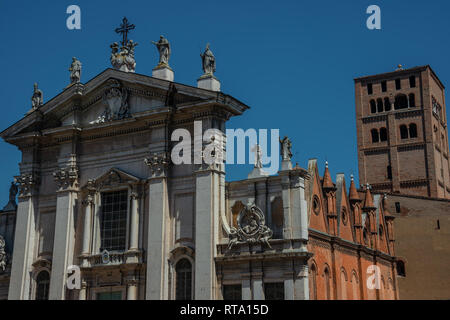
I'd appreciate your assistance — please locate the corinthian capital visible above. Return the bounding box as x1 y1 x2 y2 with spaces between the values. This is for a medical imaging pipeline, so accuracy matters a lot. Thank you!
53 165 79 191
14 172 40 197
144 152 169 176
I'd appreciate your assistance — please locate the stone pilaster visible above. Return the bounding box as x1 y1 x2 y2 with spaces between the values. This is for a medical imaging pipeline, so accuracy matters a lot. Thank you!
49 164 79 300
145 152 169 299
81 194 94 259
8 172 40 300
194 162 222 299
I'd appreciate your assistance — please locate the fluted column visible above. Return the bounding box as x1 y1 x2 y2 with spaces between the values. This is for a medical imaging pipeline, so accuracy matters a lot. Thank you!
129 191 140 251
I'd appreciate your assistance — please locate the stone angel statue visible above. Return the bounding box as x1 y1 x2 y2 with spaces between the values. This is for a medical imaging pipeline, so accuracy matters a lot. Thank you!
200 43 216 76
69 57 82 84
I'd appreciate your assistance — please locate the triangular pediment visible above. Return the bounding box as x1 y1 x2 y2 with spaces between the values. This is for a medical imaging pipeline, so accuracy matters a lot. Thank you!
1 68 248 142
84 168 142 191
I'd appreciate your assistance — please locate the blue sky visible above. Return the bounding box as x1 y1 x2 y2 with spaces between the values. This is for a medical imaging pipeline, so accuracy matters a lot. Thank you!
0 0 449 206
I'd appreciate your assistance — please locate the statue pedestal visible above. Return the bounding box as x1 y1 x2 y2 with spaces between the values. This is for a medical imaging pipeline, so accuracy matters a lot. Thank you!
197 74 220 92
152 65 174 81
248 167 269 179
281 159 293 171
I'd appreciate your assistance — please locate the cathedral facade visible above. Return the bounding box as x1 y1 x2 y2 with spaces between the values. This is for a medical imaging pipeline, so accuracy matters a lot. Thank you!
0 26 399 300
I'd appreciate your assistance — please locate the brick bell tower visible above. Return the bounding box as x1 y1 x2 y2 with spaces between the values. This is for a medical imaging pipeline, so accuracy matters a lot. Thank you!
354 65 450 199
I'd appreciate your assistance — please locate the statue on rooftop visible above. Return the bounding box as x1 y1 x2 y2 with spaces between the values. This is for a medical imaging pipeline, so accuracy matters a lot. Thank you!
69 57 82 84
152 35 171 67
280 136 293 161
31 83 43 110
200 43 216 76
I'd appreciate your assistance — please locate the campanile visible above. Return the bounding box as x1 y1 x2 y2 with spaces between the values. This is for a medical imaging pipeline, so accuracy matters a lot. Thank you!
355 65 450 199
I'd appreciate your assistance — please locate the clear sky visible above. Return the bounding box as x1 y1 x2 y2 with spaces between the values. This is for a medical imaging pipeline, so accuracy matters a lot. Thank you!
0 0 449 206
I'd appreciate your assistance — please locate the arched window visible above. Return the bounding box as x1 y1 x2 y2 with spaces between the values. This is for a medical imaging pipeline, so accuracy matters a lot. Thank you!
396 260 406 277
340 268 348 300
409 123 417 138
324 266 331 300
394 94 408 110
36 271 50 300
377 98 383 113
371 129 379 143
384 98 391 111
309 263 318 300
370 100 377 114
380 127 388 142
351 271 359 300
409 93 415 108
176 259 192 300
400 125 409 139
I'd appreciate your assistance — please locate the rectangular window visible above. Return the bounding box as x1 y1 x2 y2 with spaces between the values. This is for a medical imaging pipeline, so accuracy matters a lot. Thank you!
395 79 401 90
367 83 373 95
223 284 242 300
100 190 128 252
409 76 416 88
395 202 401 213
96 291 122 300
381 81 387 92
264 282 284 300
387 165 392 180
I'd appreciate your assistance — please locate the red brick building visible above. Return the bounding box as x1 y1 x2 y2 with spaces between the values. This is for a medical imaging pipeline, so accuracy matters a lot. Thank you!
354 65 450 199
306 160 398 300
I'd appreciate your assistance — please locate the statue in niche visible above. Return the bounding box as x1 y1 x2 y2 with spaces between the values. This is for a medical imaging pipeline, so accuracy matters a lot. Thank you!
31 83 43 109
200 43 216 76
69 57 82 84
152 35 171 67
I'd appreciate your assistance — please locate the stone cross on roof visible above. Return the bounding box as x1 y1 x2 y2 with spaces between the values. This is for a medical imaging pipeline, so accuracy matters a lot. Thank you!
115 17 135 46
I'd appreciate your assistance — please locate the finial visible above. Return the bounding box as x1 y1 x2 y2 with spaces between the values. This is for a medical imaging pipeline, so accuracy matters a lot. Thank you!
366 183 371 190
396 64 403 71
325 161 328 168
350 174 354 181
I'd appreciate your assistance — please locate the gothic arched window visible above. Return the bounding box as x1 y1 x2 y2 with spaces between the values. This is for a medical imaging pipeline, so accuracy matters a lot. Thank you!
380 127 388 142
324 266 331 300
384 98 391 111
400 125 409 139
371 129 379 143
309 263 318 300
36 271 50 300
409 93 416 108
394 94 408 110
409 123 418 138
176 259 192 300
370 100 377 114
377 98 384 113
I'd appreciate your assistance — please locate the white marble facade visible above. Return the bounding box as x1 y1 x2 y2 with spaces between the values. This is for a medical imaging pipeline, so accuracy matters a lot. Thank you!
0 68 310 300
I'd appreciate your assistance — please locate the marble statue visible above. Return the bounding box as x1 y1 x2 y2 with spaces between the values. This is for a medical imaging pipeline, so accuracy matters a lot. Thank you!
280 136 293 161
31 83 43 109
200 43 216 75
69 57 82 83
251 144 263 168
152 35 171 67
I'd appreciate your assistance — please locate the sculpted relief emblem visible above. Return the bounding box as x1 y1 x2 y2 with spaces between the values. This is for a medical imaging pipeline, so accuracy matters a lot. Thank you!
90 79 130 124
228 204 273 250
0 235 7 273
